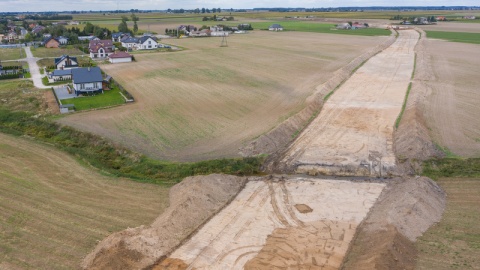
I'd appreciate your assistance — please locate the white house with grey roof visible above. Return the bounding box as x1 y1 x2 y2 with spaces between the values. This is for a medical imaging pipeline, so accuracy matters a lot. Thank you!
71 67 103 96
137 36 158 50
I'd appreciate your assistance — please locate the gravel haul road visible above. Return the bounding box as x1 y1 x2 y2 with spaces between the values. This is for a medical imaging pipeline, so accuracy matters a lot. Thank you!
277 30 419 177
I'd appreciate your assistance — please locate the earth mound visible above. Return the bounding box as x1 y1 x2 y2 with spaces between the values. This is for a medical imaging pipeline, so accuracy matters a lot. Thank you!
81 174 247 270
342 176 446 269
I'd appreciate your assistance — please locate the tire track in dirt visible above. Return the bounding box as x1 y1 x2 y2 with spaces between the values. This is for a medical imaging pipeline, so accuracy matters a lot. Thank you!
163 178 385 270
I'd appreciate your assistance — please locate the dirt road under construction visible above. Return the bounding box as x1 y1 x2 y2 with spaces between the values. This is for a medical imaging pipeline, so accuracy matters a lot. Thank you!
277 30 419 177
83 30 446 270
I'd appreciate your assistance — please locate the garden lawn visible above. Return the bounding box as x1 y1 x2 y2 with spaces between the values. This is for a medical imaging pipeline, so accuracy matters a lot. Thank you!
61 86 125 111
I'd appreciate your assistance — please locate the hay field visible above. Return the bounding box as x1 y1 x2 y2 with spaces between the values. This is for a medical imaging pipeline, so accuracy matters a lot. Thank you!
423 39 480 157
58 31 387 161
0 133 169 269
415 178 480 269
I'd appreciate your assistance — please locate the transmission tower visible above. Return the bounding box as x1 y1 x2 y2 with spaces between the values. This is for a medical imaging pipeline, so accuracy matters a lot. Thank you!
220 35 228 47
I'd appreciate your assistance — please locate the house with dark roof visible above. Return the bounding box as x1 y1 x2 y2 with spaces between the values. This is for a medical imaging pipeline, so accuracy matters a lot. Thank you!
268 24 284 31
71 67 103 95
89 40 114 58
44 37 60 48
137 35 158 50
49 69 72 82
54 55 79 70
121 37 139 50
112 32 131 42
108 51 133 63
31 25 45 34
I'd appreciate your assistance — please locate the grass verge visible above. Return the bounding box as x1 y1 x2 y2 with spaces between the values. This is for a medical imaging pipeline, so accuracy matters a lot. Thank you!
395 82 412 129
425 30 480 44
0 109 263 185
422 158 480 180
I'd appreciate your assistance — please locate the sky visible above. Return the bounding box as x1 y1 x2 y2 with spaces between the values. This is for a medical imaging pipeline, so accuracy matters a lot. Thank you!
0 0 479 12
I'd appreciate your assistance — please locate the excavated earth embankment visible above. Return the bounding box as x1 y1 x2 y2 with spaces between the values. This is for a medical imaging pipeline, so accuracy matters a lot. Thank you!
83 28 447 270
83 175 445 270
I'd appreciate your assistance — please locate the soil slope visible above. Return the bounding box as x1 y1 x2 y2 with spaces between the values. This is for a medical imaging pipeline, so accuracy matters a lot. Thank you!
273 30 419 177
82 174 247 270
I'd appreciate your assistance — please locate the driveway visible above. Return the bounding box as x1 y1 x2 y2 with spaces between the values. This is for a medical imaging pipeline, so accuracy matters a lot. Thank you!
23 46 50 89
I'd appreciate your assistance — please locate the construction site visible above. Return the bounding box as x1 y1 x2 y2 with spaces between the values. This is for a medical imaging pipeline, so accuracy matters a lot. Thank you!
81 28 450 270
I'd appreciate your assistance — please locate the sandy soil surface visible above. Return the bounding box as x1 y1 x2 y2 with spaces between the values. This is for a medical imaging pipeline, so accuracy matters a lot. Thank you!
275 30 419 176
82 174 247 270
57 31 386 162
342 177 446 269
23 47 49 89
422 39 480 157
160 177 385 270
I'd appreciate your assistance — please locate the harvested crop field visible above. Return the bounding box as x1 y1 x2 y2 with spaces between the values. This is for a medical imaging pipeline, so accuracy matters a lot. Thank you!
275 30 419 176
423 39 480 157
0 133 169 269
57 31 388 161
415 178 480 270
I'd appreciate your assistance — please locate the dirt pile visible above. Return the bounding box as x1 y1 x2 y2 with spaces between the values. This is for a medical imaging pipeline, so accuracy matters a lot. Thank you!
394 28 444 175
81 174 247 270
240 33 396 163
342 177 446 269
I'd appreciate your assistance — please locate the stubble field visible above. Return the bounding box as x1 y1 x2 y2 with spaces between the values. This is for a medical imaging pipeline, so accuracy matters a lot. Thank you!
0 133 169 269
423 39 480 157
57 31 387 161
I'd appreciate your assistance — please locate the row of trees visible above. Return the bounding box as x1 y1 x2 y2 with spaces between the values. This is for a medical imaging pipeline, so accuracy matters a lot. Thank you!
167 8 222 14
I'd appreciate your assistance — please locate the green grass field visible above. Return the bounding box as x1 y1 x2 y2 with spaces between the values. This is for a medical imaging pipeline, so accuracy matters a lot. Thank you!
0 48 26 61
426 31 480 44
234 21 391 36
61 86 125 111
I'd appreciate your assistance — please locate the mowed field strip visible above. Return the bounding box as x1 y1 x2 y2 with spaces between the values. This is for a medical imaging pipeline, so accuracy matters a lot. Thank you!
57 31 387 161
0 133 169 269
278 30 419 176
161 178 385 269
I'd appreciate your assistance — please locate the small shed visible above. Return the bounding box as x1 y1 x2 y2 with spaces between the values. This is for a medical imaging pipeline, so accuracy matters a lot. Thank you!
108 51 133 64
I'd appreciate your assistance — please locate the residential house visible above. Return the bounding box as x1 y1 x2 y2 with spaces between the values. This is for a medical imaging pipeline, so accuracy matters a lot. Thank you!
112 32 131 42
31 25 45 35
58 36 69 45
44 37 60 48
178 25 197 35
7 32 18 43
54 55 79 70
336 23 351 30
352 23 368 29
436 16 446 21
78 36 99 41
49 69 72 81
89 39 114 58
464 16 476 20
71 67 103 95
269 24 283 31
190 29 210 37
121 37 139 50
137 35 158 50
69 21 80 25
108 51 133 63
